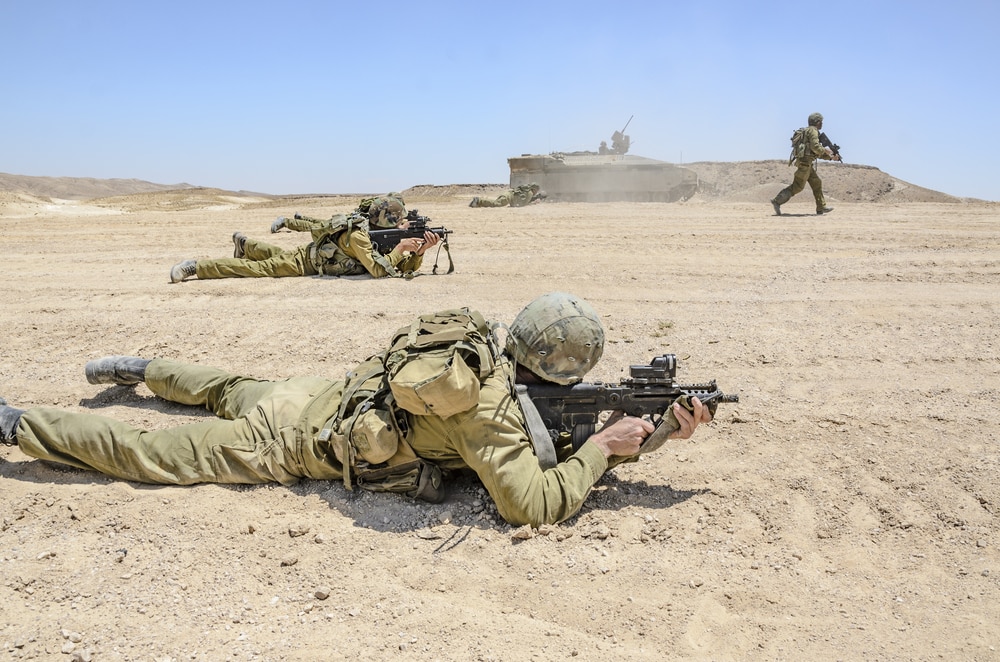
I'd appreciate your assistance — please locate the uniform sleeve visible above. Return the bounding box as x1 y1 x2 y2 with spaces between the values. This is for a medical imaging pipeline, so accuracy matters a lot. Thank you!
337 229 417 278
396 252 424 273
438 378 610 527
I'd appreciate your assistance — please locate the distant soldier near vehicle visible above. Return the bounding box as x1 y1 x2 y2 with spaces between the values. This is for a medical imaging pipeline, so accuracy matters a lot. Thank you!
610 115 633 155
771 112 842 216
611 131 630 155
469 183 546 208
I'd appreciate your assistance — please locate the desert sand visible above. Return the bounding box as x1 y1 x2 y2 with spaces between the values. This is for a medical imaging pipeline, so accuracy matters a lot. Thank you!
1 162 998 661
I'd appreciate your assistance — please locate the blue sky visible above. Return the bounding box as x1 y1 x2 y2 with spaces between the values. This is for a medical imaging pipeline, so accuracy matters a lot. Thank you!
2 0 998 200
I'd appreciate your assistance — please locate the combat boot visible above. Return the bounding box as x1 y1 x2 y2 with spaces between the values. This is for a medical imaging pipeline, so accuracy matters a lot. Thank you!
469 197 480 207
85 356 152 385
817 207 834 215
770 198 781 216
270 217 287 233
232 232 248 258
170 259 197 283
0 398 24 445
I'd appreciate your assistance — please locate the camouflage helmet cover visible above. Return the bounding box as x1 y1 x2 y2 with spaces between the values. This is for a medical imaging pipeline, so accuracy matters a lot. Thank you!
368 193 406 228
808 112 824 127
507 292 605 385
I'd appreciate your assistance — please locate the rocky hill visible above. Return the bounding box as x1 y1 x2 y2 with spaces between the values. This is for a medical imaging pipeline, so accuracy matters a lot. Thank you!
0 172 195 201
680 160 974 204
1 162 988 205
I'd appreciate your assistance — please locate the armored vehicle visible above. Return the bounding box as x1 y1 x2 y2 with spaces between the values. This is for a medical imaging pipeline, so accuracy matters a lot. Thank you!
508 152 698 202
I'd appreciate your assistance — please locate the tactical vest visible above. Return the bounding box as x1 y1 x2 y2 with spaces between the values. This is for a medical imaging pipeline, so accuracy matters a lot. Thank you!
321 308 501 502
307 213 404 278
509 186 535 207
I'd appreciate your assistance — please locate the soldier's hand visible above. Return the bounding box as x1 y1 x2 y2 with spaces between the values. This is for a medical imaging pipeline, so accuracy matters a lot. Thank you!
589 412 656 458
396 237 423 253
667 397 712 440
415 231 440 255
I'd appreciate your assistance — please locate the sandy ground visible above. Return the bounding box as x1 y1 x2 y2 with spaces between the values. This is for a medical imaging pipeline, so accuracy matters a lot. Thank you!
1 181 999 661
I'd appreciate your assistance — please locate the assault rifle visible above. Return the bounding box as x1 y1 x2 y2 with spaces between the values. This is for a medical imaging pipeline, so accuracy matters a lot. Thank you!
819 132 842 162
518 354 738 468
369 210 454 274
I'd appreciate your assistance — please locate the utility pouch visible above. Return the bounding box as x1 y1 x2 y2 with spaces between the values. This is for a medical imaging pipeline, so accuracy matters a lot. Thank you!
355 458 446 503
385 308 497 419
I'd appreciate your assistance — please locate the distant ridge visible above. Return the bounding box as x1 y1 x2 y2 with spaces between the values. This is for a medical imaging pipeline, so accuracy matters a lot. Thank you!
0 172 195 201
1 163 989 204
680 160 981 204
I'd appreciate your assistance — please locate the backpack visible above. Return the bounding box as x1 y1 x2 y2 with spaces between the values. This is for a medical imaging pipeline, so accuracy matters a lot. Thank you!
789 127 807 165
322 307 501 502
384 308 498 418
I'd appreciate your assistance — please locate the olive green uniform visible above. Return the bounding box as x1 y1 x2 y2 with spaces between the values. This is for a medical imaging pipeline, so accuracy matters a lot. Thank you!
12 358 612 526
195 229 423 280
470 185 540 208
15 359 345 485
282 216 327 234
772 125 834 212
284 193 405 233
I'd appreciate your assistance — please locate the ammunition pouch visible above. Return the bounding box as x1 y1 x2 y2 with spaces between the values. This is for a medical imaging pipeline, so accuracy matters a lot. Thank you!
321 354 447 502
308 242 367 277
355 459 446 503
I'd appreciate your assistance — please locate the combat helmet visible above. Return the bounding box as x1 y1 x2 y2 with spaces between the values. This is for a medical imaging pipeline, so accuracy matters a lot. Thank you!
366 193 406 228
507 292 605 385
808 112 824 127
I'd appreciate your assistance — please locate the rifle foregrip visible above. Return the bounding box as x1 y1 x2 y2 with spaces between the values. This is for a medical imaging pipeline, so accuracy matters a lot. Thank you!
636 395 688 455
636 392 736 455
638 417 678 455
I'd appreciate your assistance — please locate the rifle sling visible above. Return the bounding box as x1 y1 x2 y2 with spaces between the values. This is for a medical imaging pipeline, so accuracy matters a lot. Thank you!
432 238 454 275
514 384 558 470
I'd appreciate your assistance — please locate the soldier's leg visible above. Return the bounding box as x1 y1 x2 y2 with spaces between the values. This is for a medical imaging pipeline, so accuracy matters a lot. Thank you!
772 185 792 206
142 358 329 417
15 405 302 485
788 163 811 197
143 358 281 417
194 245 315 278
14 360 335 483
283 216 325 233
773 163 812 205
807 168 827 211
0 399 23 444
243 238 289 261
